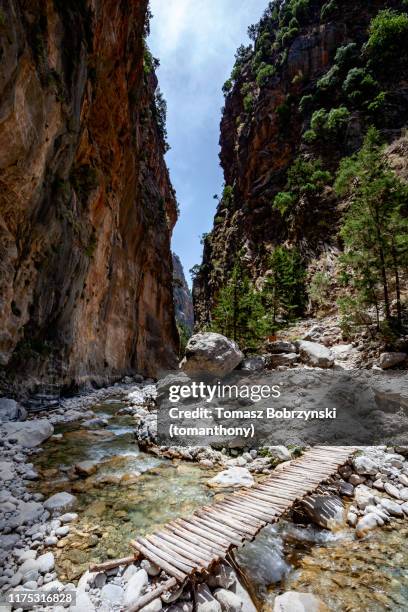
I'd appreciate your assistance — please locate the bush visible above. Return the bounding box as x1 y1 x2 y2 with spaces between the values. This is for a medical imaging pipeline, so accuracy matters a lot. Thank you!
309 271 332 309
256 63 275 86
310 106 350 138
243 93 254 113
273 191 295 215
303 129 317 143
342 67 377 104
299 94 313 114
282 27 298 46
222 79 233 95
334 43 359 70
320 0 338 22
365 9 408 72
273 156 331 214
291 0 311 23
367 91 387 113
317 65 340 91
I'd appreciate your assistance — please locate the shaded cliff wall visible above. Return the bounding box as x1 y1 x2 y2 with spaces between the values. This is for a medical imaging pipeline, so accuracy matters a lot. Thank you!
194 0 408 326
0 0 178 392
172 253 194 332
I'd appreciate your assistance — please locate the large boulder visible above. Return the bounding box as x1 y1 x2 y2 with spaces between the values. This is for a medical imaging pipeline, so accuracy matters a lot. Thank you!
180 333 243 378
297 341 334 368
44 492 77 513
379 352 407 369
301 495 346 530
273 591 328 612
207 467 254 489
266 341 297 354
2 419 53 447
0 398 27 422
124 569 148 607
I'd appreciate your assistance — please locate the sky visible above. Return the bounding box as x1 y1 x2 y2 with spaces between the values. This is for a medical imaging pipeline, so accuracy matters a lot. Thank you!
148 0 266 286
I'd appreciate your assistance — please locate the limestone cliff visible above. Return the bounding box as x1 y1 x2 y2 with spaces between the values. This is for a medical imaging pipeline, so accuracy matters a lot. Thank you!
194 0 408 326
0 0 178 392
172 253 194 332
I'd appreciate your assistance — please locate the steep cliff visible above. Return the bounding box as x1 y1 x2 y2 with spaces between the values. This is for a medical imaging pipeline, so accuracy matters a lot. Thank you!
0 0 178 392
194 0 408 327
172 253 194 332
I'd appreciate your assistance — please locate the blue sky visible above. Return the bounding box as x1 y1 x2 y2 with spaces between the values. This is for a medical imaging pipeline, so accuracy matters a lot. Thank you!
149 0 266 286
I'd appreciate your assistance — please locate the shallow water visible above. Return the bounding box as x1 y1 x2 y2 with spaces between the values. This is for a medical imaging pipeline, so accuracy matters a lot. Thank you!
32 399 214 581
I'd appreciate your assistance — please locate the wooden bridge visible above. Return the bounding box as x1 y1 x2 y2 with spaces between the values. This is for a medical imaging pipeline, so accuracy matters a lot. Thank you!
91 446 356 611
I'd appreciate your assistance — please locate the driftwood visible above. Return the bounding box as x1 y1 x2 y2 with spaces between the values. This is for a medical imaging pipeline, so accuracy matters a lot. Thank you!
89 553 139 573
127 577 178 612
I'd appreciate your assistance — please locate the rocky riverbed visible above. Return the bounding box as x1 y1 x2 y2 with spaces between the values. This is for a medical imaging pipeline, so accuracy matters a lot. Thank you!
1 373 408 611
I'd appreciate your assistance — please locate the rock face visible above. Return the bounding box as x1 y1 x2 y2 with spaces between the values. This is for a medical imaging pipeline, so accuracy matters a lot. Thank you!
193 0 408 327
172 253 194 332
180 333 243 378
297 341 334 368
0 1 178 393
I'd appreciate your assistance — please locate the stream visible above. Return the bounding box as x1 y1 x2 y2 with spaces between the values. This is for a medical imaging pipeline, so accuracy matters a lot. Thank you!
31 397 408 611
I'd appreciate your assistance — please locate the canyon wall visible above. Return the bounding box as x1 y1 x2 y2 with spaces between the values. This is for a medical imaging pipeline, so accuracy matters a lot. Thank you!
194 0 408 326
172 253 194 332
0 0 178 392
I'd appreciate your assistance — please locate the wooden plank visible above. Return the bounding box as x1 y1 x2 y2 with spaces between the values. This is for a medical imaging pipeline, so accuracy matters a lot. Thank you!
146 535 201 570
238 491 283 510
215 502 266 527
180 517 232 548
200 507 258 537
159 530 214 564
89 554 139 573
175 519 230 550
193 516 243 546
220 499 275 522
127 578 177 612
166 524 223 557
130 539 186 582
138 536 192 574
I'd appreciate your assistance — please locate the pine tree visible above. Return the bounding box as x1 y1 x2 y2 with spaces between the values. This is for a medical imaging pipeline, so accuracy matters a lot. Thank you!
335 127 408 331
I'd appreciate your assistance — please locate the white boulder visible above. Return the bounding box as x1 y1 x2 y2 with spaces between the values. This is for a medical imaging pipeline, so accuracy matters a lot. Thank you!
2 419 53 447
207 467 254 489
180 333 243 378
297 341 334 368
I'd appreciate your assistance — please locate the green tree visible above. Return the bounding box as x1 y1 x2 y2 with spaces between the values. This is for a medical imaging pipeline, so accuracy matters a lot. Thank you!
210 262 268 350
263 246 306 329
273 156 331 215
335 127 408 330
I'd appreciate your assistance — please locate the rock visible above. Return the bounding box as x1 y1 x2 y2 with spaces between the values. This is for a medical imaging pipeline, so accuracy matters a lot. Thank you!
196 584 222 612
3 419 54 447
93 572 107 588
379 352 407 369
0 398 27 422
180 333 243 378
384 482 401 499
124 569 148 607
56 526 70 536
8 501 43 529
353 456 379 476
214 589 243 612
70 590 96 612
123 565 138 582
379 498 404 517
141 599 163 612
339 481 354 497
273 591 328 611
401 502 408 515
348 474 365 486
45 536 58 546
207 563 236 589
264 446 291 462
60 512 78 523
0 461 14 481
76 571 97 592
302 495 346 530
120 472 141 485
140 559 161 577
74 461 97 477
347 511 358 527
207 467 254 489
354 485 376 510
232 580 257 612
37 552 55 573
297 341 334 368
266 341 297 354
398 474 408 487
267 353 298 367
240 356 265 372
101 583 124 604
331 344 354 361
399 488 408 501
0 534 19 550
355 513 379 538
44 492 77 513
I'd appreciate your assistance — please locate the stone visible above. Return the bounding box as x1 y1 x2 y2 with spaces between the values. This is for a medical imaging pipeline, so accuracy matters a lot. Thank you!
0 398 27 422
207 563 236 589
232 580 257 612
267 353 298 367
196 584 222 612
302 495 346 530
140 559 160 577
214 589 243 612
2 420 54 447
0 534 19 550
339 481 354 497
297 341 334 368
239 356 265 372
93 572 107 588
354 485 376 510
0 461 14 481
379 498 404 517
266 340 297 354
401 502 408 515
74 461 97 477
101 583 124 604
56 526 70 536
8 501 43 529
120 472 141 485
37 552 55 573
70 590 96 612
180 333 244 378
122 565 138 582
355 513 379 538
273 591 328 611
398 474 408 487
124 569 148 607
347 511 358 527
399 488 408 501
264 446 291 462
379 352 407 369
384 482 400 499
348 474 365 486
45 536 58 546
207 467 254 489
352 456 379 476
140 598 163 612
44 492 77 513
60 512 78 523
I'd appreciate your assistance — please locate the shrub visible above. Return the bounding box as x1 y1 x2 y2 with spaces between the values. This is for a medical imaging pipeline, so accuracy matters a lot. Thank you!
303 129 317 143
282 27 298 46
342 67 377 104
222 79 233 95
325 106 350 132
334 43 359 70
309 271 332 308
273 157 331 214
299 94 313 114
291 0 311 23
317 65 340 91
320 0 338 22
310 108 328 133
273 191 295 215
243 93 254 113
365 9 408 72
367 91 387 113
256 63 275 86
